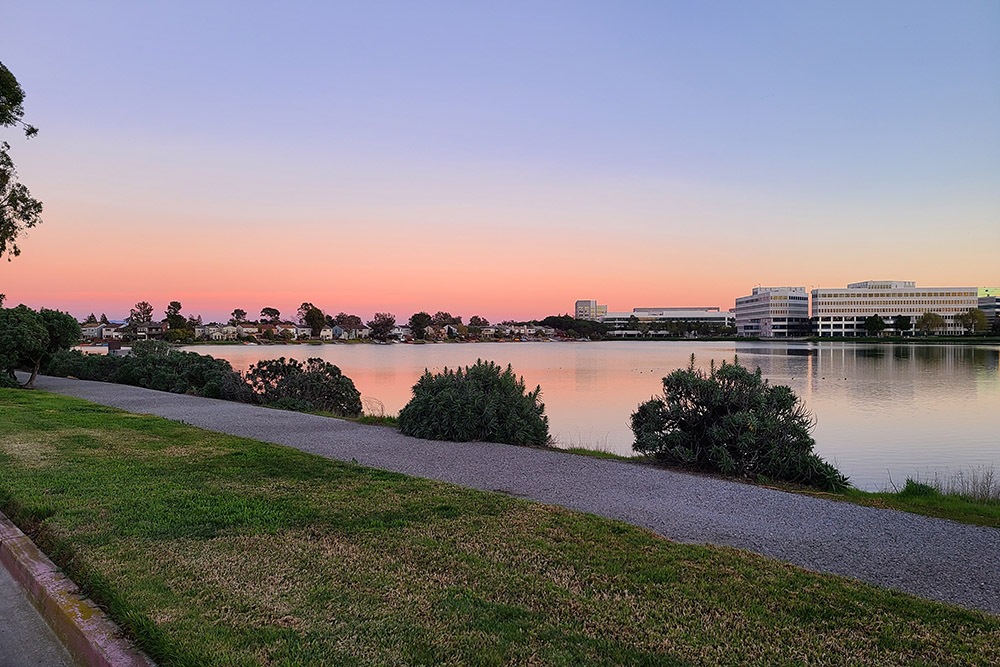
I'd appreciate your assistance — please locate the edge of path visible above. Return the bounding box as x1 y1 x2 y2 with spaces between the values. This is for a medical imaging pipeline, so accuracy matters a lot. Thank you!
14 374 1000 616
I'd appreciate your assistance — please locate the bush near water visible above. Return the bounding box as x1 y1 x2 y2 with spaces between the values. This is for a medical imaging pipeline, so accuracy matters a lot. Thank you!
398 359 550 446
631 355 849 492
44 342 362 417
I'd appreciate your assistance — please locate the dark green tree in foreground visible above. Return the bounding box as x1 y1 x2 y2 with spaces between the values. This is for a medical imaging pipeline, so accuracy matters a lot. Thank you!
894 314 911 336
0 61 42 260
863 315 886 337
631 355 848 491
0 304 80 388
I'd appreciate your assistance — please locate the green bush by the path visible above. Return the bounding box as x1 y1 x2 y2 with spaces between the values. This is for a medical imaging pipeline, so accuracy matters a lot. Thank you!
632 355 849 492
44 342 362 417
399 359 549 446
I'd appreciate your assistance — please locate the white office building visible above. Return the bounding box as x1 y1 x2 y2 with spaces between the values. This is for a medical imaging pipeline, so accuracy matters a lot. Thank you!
811 281 978 336
602 307 733 333
575 299 607 321
978 287 1000 324
734 287 810 338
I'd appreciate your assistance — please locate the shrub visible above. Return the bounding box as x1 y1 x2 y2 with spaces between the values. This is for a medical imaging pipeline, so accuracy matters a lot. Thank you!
244 357 362 417
45 347 251 402
631 355 849 492
398 359 549 446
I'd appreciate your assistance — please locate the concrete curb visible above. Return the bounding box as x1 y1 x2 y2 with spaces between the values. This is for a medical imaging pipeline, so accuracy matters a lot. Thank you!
0 512 155 667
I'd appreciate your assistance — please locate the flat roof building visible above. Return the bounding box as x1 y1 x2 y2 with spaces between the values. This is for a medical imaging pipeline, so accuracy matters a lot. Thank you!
575 299 607 321
979 287 1000 323
811 280 978 336
734 287 810 338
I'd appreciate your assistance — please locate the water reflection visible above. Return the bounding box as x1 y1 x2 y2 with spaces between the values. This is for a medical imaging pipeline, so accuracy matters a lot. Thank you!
181 341 1000 490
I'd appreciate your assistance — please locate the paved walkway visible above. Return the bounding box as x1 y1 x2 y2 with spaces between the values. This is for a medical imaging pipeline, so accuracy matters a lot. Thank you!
23 375 1000 615
0 564 74 667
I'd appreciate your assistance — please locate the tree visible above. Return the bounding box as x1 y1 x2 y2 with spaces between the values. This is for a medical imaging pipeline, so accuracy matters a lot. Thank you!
367 312 396 341
165 301 187 330
260 307 280 323
99 313 109 324
916 312 945 335
956 308 987 335
127 301 154 326
304 307 325 337
626 315 640 331
863 315 886 337
432 311 459 326
0 305 79 388
230 308 247 326
297 302 316 325
468 315 489 327
84 313 98 324
408 312 432 339
894 314 911 336
335 312 362 331
1 62 42 261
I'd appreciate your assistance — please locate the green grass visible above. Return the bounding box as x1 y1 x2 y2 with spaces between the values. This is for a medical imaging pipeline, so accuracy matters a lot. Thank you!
839 485 1000 529
1 389 998 666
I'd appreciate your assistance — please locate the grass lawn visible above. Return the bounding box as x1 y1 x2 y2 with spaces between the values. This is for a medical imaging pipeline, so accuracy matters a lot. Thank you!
1 389 998 666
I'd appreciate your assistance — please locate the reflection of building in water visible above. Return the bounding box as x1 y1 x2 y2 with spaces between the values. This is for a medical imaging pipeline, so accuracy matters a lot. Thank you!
734 286 811 338
811 280 978 337
979 287 1000 324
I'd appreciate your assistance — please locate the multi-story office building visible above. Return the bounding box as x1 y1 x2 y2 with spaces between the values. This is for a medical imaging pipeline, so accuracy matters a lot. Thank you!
979 287 1000 323
811 280 978 336
601 307 733 332
575 299 607 321
734 287 810 338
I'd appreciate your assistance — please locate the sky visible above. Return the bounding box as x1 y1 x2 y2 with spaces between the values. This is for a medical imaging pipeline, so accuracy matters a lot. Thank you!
2 1 998 323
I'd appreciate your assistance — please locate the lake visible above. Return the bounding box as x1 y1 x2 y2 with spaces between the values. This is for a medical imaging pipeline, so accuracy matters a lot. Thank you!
178 341 999 490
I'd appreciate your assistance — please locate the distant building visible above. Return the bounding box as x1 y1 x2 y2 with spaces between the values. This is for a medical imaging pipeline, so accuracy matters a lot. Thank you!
734 287 810 338
811 281 978 336
602 307 733 335
575 299 607 321
979 287 1000 323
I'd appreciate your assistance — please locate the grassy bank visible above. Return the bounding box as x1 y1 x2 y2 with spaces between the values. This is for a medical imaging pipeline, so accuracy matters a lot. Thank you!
1 390 998 665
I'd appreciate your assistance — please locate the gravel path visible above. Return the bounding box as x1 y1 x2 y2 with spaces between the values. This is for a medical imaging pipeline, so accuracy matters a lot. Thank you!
23 375 1000 615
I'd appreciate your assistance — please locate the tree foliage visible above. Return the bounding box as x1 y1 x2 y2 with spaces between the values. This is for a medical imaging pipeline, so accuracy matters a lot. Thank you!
631 355 848 492
335 312 363 331
539 315 608 339
863 315 886 336
468 315 489 327
244 357 362 416
432 311 460 326
165 301 187 330
408 311 432 339
0 304 80 388
398 359 549 446
304 307 326 337
128 301 154 326
367 312 396 341
955 308 987 334
916 312 946 334
297 302 316 325
230 308 247 326
260 307 280 323
0 61 42 260
894 314 911 335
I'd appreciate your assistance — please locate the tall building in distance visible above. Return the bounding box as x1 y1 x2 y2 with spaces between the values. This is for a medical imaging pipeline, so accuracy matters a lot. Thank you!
811 280 978 336
979 287 1000 324
575 299 607 321
734 287 810 338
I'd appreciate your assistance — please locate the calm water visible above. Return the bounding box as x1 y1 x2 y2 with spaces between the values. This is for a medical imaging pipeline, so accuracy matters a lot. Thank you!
178 341 1000 490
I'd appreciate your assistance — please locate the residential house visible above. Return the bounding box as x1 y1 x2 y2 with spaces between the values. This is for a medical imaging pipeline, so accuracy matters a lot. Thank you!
135 320 168 340
81 323 105 339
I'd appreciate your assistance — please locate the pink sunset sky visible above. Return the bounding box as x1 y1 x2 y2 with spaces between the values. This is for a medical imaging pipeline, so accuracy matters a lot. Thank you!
2 2 998 323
